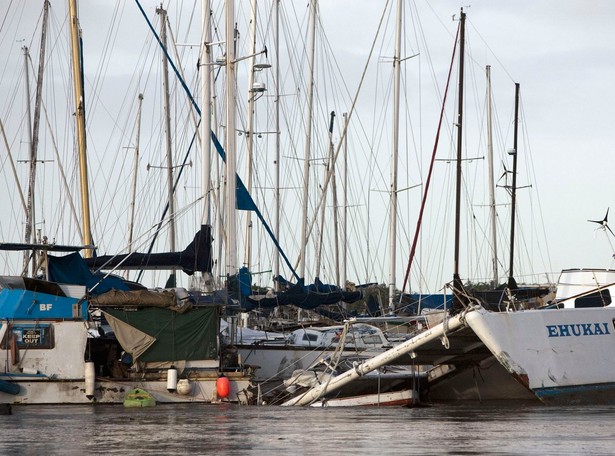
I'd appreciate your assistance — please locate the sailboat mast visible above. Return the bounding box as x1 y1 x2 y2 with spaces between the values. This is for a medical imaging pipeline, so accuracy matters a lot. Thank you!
388 0 402 312
200 0 214 291
452 9 466 309
299 0 317 279
273 0 281 290
128 93 144 259
22 46 36 275
508 82 520 289
243 0 258 271
157 6 177 265
225 0 238 280
201 0 212 227
68 0 93 257
486 65 498 287
330 112 339 287
342 112 348 290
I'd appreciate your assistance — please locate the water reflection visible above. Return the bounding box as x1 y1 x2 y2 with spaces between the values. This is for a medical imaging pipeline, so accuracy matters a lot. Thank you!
1 402 613 455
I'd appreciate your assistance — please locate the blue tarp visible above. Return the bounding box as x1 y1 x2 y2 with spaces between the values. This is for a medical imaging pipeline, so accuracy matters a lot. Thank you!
243 277 362 311
47 252 130 295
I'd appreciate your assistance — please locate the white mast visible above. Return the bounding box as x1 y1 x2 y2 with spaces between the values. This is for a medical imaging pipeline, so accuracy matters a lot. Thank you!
157 6 177 272
486 65 498 287
200 0 214 291
388 0 402 312
331 112 339 287
299 0 317 280
243 0 258 271
273 0 281 289
342 112 348 290
201 0 212 227
225 0 238 280
127 93 144 261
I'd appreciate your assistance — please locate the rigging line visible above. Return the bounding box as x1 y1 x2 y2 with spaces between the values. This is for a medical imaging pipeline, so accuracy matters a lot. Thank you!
295 0 391 270
134 0 299 282
136 122 199 283
467 19 515 84
519 99 553 274
400 20 460 296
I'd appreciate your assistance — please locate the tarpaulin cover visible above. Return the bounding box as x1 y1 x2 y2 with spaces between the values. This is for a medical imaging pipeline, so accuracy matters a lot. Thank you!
103 306 218 362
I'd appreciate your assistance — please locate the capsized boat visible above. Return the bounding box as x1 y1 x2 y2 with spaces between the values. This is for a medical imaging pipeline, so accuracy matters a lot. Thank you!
226 321 397 383
280 353 425 406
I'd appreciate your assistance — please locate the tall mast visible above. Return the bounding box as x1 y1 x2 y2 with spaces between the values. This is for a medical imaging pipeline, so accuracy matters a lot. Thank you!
127 93 144 259
200 0 213 291
273 0 281 290
22 46 36 275
299 0 317 279
508 83 520 289
243 0 258 271
452 9 466 309
68 0 93 257
330 112 339 286
486 65 498 287
22 0 51 277
225 0 238 280
156 6 177 287
316 111 336 280
342 112 348 290
388 0 402 312
201 0 212 227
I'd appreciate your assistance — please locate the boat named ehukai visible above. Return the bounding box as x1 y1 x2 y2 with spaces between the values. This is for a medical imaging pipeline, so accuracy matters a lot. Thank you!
464 268 615 405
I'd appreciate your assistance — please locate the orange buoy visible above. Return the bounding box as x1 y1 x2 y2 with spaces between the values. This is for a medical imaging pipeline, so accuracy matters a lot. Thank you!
216 375 230 399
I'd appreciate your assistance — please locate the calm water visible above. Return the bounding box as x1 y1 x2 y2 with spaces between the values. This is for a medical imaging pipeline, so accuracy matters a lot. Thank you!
1 401 612 455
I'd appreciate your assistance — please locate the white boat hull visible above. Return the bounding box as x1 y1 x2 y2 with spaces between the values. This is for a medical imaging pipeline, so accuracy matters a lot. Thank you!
466 306 615 404
238 345 383 381
310 389 417 407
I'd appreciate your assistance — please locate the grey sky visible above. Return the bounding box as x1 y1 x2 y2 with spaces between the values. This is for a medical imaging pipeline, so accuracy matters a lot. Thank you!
1 1 614 292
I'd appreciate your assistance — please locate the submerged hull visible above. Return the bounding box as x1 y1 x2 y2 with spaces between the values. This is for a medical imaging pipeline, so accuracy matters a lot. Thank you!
466 306 615 404
310 389 417 407
425 355 536 402
238 344 384 382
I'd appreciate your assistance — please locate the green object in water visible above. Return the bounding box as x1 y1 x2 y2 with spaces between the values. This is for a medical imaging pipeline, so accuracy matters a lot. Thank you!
123 388 156 407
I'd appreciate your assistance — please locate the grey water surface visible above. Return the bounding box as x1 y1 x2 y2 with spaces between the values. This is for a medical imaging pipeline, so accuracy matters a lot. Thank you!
1 401 612 455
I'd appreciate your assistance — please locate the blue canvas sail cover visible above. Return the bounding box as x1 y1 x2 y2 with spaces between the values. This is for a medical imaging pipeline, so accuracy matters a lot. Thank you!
47 252 130 295
84 225 213 275
243 276 362 311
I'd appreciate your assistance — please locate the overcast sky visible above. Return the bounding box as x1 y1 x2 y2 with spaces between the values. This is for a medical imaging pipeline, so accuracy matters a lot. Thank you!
2 1 615 291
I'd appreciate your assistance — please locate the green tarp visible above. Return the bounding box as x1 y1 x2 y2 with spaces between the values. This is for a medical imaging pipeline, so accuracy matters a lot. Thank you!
103 307 218 362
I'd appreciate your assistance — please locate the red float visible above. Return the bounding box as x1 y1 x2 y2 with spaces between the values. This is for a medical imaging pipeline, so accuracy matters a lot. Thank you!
216 375 230 399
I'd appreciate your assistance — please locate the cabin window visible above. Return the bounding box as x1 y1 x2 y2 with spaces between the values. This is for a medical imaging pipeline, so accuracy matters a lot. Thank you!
1 324 54 349
574 290 611 308
361 335 382 345
302 333 319 342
